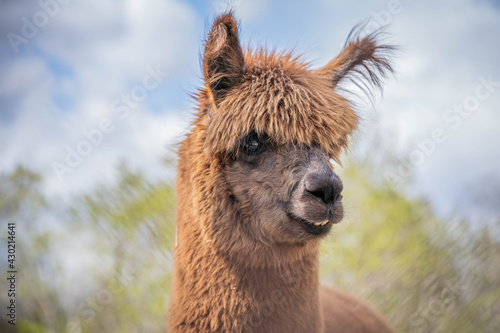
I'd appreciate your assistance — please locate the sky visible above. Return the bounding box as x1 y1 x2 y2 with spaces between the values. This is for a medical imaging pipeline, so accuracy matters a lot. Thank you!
1 0 499 221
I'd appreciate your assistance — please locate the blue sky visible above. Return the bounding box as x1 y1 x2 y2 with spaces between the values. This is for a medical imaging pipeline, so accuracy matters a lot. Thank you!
1 0 499 220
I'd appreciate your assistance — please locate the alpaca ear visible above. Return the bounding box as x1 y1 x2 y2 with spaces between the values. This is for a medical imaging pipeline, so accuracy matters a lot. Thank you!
318 28 395 93
203 13 245 106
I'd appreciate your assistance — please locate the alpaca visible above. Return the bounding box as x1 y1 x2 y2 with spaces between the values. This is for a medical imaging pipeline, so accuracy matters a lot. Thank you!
168 13 394 333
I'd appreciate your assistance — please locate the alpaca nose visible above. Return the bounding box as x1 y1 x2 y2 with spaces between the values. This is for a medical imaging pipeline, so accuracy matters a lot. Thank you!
304 170 343 205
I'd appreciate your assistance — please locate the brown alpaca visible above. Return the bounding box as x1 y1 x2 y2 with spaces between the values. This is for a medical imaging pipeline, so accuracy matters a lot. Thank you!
168 13 394 333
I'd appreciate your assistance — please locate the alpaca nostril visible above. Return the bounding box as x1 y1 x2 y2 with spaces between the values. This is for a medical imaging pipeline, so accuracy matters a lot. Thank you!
305 174 343 205
307 188 332 205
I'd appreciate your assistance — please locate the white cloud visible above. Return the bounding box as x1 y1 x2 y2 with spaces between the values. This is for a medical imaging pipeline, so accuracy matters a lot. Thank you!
0 57 49 95
367 0 500 218
43 108 190 197
234 0 268 22
0 0 198 198
34 0 198 78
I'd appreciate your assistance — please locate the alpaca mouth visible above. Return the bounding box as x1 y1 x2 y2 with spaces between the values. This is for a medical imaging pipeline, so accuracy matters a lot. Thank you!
287 212 332 235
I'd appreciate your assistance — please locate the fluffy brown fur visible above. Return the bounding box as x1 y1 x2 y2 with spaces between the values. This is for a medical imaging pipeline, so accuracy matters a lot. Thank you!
167 13 394 333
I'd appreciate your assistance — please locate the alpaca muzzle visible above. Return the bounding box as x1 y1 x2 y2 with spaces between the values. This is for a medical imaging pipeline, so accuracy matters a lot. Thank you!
304 169 343 206
287 153 345 235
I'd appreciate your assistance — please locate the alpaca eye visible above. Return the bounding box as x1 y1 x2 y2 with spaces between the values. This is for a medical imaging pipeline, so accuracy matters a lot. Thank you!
240 132 267 156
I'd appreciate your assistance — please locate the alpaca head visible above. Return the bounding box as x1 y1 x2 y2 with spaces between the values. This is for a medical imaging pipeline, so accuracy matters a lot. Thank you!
186 13 393 259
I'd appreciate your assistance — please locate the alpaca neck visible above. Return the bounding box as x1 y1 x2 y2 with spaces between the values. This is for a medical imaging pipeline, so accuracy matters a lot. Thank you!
169 137 324 332
169 223 323 332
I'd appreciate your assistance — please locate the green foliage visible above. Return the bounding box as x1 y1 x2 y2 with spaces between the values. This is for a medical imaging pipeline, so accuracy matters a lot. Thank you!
19 320 54 333
321 159 500 332
0 166 46 220
66 165 176 333
1 165 176 333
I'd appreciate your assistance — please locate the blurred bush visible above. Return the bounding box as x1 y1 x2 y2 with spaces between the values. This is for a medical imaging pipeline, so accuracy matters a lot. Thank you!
1 165 176 333
321 157 500 332
1 156 499 332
